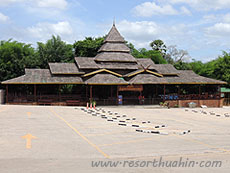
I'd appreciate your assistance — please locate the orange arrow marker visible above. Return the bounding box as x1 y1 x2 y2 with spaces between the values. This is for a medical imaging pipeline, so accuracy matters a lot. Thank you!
27 112 31 117
21 133 37 149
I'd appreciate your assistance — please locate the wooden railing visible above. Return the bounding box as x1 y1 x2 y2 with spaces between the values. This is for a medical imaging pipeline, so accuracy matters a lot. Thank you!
159 93 220 100
7 94 87 105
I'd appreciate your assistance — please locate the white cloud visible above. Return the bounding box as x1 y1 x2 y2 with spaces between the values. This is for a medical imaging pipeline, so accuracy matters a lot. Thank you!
27 21 73 41
0 12 9 22
206 23 230 37
133 1 178 17
116 20 160 48
115 20 193 50
223 13 230 23
180 6 191 15
33 0 67 10
163 0 230 11
113 20 212 60
0 0 23 6
133 1 192 17
0 0 68 9
202 13 230 24
203 14 218 23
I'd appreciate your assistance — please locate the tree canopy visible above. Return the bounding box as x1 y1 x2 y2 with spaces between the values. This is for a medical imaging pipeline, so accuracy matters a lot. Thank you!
150 39 167 54
73 37 104 57
0 40 37 82
37 35 74 68
127 43 167 64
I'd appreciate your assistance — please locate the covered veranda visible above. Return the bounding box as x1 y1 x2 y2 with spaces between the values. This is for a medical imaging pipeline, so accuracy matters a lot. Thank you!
5 84 87 106
4 83 223 107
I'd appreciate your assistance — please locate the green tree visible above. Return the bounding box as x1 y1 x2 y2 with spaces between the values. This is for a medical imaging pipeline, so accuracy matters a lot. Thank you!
174 61 191 70
150 39 167 55
189 59 204 74
134 48 167 64
0 40 37 82
127 42 140 57
212 52 230 83
73 37 104 57
173 51 229 84
37 35 74 68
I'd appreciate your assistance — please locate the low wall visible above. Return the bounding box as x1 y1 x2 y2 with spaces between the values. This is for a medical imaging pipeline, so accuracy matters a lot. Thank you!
6 101 86 106
0 90 5 104
167 99 224 108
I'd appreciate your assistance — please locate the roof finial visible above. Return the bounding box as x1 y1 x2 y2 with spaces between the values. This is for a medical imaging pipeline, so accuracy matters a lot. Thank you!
113 17 115 26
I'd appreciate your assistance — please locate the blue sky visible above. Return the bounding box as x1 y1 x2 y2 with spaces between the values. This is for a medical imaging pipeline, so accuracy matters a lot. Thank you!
0 0 230 62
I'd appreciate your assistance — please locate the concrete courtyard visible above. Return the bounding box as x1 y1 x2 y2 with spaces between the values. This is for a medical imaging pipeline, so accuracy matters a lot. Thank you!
0 105 230 172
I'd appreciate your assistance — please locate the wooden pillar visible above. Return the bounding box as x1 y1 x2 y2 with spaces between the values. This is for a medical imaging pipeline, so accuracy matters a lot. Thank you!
218 85 221 95
198 85 201 107
154 85 158 105
6 84 8 103
178 85 180 95
218 85 221 107
155 85 158 97
163 84 166 102
90 85 92 101
86 85 88 100
34 84 37 102
117 86 119 105
177 85 180 106
58 84 61 102
110 85 113 98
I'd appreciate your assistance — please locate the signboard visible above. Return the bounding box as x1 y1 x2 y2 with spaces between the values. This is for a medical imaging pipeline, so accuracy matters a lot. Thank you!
118 95 123 105
118 85 143 92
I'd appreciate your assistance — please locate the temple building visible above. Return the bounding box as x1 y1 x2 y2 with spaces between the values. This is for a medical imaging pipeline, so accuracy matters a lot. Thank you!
1 24 227 107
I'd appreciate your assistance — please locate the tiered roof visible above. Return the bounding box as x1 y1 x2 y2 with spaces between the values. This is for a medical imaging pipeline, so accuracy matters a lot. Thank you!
95 24 136 62
1 24 227 85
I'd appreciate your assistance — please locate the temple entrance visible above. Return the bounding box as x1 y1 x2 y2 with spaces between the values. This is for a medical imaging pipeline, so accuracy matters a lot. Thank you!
86 85 118 105
118 91 140 105
117 85 143 105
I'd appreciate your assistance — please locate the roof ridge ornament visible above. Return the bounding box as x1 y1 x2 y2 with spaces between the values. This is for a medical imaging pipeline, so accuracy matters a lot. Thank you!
113 17 115 26
140 64 151 71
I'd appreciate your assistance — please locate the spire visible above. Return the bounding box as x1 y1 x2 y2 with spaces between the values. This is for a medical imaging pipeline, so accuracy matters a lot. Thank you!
113 17 115 26
104 23 125 43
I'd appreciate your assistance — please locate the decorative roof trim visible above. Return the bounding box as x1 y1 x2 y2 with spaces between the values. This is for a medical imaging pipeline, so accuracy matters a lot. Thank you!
146 70 163 77
127 69 163 78
83 69 122 77
127 69 145 77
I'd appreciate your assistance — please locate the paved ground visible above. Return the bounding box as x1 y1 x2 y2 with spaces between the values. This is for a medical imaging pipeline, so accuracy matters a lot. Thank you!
0 105 230 172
